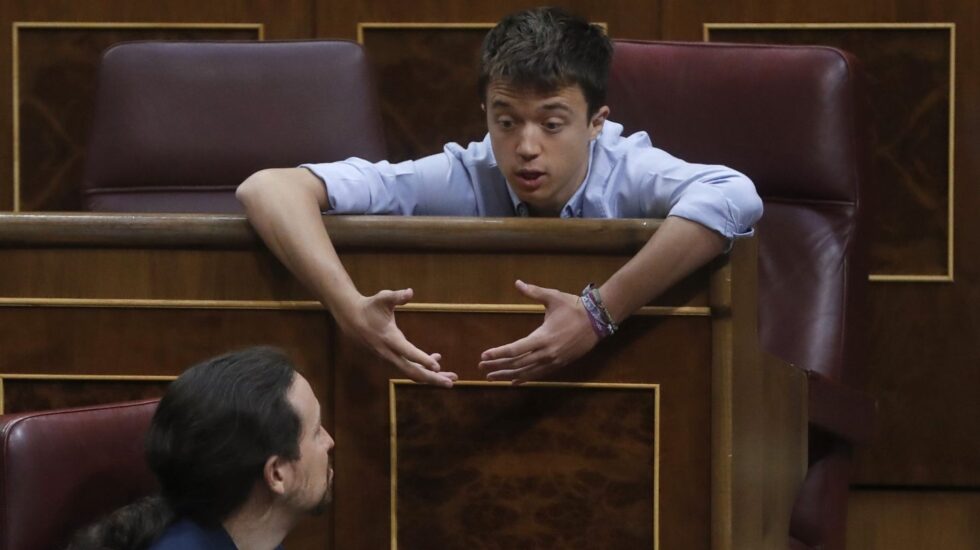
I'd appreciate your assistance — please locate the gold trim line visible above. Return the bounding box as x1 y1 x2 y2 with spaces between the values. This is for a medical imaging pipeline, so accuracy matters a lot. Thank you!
654 384 660 549
357 21 609 45
357 22 494 44
389 379 398 550
704 22 956 32
0 298 711 316
869 274 954 283
393 379 660 389
0 373 176 381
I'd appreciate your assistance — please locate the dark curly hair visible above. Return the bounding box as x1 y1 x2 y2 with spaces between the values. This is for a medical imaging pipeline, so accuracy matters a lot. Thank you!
478 7 613 117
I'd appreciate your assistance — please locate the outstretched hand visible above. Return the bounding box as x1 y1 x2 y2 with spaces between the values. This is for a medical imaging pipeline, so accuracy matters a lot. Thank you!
337 288 457 388
479 280 599 384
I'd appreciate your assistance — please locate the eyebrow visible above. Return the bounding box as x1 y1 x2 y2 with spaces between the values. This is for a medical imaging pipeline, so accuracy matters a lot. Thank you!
489 99 572 114
539 102 572 113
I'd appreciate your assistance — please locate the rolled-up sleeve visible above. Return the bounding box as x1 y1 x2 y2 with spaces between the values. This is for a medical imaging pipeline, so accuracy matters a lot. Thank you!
665 167 762 242
301 151 478 215
618 146 762 245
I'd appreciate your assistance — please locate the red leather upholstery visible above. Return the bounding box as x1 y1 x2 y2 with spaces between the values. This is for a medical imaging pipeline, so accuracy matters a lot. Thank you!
81 40 386 213
607 40 874 549
0 400 159 550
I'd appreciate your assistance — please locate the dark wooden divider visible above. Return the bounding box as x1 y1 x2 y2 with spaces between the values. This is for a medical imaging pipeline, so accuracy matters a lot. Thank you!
0 213 804 550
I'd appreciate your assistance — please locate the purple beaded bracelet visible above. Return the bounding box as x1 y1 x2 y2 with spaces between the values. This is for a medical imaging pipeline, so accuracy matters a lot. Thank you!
580 283 618 339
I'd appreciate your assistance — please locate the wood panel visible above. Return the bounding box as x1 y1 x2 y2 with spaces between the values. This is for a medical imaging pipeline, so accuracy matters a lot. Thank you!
0 214 709 308
0 378 170 414
847 490 980 550
316 1 664 42
0 0 316 212
0 215 803 549
334 312 715 550
360 25 488 163
393 383 659 549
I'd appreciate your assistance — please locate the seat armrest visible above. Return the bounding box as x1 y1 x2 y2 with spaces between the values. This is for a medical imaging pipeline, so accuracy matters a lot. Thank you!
805 370 875 443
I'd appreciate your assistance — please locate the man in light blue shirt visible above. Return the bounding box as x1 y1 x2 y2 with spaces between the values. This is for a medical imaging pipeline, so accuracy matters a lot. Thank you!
237 7 762 387
303 120 756 240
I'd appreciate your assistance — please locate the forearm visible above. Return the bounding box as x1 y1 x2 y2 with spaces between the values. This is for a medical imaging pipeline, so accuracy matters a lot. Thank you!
236 168 361 313
599 216 726 323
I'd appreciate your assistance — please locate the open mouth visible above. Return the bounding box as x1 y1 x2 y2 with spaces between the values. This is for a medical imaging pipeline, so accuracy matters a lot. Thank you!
515 169 545 189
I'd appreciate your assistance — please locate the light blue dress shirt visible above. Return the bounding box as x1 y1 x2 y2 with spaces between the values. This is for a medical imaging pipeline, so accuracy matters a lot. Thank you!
303 121 762 242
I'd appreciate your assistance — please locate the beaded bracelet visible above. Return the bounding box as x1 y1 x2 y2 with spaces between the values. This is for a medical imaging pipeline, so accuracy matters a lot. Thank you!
580 283 618 339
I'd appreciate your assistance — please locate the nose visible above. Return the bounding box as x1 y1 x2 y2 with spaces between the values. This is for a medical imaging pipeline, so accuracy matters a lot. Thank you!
516 126 541 160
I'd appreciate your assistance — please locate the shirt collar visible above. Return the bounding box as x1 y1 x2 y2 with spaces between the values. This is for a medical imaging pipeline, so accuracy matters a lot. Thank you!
504 138 598 218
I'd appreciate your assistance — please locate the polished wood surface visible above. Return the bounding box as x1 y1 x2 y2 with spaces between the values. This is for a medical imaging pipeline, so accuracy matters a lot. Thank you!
392 383 659 548
0 214 707 307
0 213 661 250
0 214 803 550
847 490 980 550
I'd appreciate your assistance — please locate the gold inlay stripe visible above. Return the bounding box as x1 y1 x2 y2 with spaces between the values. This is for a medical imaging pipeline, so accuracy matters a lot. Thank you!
703 22 956 283
358 22 495 43
388 379 659 549
704 22 955 33
13 22 265 31
0 298 711 316
0 298 325 310
0 374 175 381
869 274 954 283
357 21 609 45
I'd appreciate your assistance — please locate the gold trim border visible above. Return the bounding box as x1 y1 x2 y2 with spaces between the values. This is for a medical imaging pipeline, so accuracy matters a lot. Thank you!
0 372 175 415
10 21 265 213
358 22 494 43
357 21 609 45
0 297 711 316
388 379 660 550
703 22 957 283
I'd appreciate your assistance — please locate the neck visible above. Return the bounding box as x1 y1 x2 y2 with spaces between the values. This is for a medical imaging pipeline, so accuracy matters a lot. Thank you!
222 499 295 550
530 174 585 218
536 146 591 217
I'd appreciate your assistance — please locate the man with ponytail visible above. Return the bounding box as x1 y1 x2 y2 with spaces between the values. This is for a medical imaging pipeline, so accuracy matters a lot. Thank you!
70 347 334 550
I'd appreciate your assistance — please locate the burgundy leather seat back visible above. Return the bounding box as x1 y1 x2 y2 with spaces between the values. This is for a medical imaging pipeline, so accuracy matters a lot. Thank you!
82 40 386 213
607 40 871 387
607 41 873 550
0 400 159 550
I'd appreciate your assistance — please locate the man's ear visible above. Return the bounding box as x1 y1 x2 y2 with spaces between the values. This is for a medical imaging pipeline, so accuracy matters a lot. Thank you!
589 106 610 140
481 103 486 113
264 455 292 496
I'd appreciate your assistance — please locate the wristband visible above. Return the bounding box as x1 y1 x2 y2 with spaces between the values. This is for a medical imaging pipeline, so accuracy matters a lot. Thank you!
580 283 618 339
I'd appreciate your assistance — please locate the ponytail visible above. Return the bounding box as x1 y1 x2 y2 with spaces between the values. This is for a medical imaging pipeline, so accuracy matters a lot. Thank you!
66 495 174 550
